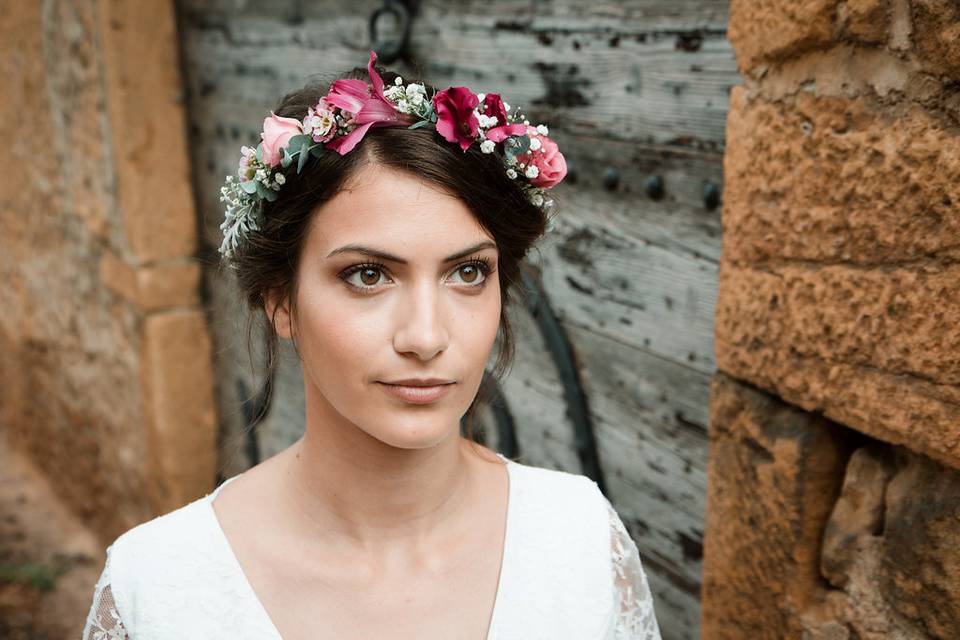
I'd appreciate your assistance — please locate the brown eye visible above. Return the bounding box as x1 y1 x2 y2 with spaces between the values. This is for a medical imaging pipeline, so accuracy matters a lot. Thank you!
359 267 381 286
451 262 489 286
341 264 390 291
459 265 480 283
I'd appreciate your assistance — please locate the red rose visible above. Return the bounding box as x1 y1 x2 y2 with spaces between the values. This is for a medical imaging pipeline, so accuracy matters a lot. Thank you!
432 87 480 152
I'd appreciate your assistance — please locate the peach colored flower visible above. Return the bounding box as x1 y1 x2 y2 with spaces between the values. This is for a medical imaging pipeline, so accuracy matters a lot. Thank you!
517 126 567 188
260 112 303 167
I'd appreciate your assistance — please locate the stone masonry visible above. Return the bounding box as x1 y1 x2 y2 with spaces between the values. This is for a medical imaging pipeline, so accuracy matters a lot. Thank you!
703 1 960 638
0 1 218 636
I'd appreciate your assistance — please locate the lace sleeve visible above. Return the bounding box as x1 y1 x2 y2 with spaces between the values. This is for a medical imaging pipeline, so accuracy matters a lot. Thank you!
605 498 663 640
82 549 130 640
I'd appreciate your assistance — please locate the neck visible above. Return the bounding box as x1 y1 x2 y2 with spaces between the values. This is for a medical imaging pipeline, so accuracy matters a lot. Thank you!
281 388 481 557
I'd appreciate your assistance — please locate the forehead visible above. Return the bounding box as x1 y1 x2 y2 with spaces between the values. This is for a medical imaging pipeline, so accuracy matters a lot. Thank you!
305 164 494 256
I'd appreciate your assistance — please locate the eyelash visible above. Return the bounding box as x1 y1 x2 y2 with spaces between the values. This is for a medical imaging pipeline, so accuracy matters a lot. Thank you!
337 257 495 295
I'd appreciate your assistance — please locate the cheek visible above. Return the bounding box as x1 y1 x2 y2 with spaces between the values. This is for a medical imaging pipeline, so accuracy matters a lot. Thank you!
459 280 502 357
294 286 382 381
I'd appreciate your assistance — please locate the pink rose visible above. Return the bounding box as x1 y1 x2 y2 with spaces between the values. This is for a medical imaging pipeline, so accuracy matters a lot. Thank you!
432 87 480 152
517 126 567 188
260 112 303 167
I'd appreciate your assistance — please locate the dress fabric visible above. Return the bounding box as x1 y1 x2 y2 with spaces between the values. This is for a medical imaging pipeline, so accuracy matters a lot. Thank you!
82 454 662 639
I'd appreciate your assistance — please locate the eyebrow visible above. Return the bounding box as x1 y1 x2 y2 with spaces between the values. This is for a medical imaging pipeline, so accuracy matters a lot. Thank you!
326 240 497 264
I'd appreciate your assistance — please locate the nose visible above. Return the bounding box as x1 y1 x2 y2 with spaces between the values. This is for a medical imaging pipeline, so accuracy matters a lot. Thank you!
392 278 450 361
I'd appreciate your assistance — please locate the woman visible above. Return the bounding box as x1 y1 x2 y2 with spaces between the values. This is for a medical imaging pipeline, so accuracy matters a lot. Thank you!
82 50 661 639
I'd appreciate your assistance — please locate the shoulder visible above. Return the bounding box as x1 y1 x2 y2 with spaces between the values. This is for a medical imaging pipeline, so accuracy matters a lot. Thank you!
508 456 604 501
105 489 220 623
506 457 609 536
496 459 617 635
109 491 213 558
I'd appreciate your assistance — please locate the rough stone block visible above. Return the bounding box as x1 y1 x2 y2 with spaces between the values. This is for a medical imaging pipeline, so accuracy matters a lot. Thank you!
100 252 202 311
723 88 960 266
912 0 960 77
141 311 218 512
820 444 893 588
98 0 197 261
715 260 960 469
837 0 890 44
728 0 841 72
882 451 960 636
701 372 851 639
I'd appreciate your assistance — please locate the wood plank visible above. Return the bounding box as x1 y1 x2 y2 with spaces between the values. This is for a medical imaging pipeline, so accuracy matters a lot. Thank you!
178 0 730 32
537 188 720 377
176 4 739 148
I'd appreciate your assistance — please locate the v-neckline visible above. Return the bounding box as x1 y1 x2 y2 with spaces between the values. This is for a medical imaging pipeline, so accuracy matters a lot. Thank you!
205 453 516 640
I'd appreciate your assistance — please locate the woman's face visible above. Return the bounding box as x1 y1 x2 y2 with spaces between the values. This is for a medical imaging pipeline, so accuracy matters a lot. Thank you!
270 162 502 450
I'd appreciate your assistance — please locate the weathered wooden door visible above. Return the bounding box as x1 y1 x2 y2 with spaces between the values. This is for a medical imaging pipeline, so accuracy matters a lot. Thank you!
177 2 738 637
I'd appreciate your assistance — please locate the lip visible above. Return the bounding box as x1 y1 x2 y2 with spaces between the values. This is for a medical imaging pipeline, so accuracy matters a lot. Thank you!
381 377 455 387
376 381 455 404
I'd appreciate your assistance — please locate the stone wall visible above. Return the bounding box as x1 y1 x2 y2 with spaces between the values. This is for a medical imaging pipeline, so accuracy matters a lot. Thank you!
0 1 218 636
703 0 960 637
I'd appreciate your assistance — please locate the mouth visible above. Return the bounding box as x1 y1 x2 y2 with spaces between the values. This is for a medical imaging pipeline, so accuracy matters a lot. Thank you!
376 381 456 404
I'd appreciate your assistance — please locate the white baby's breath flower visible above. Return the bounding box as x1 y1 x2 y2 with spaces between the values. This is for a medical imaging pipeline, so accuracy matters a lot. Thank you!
537 124 548 135
275 172 286 185
531 193 544 206
523 119 530 125
480 140 496 154
529 137 542 151
477 92 486 102
506 168 517 179
394 76 403 85
525 165 539 179
504 101 511 111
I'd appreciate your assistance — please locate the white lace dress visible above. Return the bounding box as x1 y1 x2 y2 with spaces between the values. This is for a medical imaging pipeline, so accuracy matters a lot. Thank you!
82 454 661 639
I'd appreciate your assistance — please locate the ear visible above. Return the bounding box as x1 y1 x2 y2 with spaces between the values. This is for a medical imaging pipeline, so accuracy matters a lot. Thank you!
264 289 294 340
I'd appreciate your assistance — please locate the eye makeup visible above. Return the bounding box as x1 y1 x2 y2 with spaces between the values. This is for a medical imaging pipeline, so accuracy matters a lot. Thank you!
337 256 495 295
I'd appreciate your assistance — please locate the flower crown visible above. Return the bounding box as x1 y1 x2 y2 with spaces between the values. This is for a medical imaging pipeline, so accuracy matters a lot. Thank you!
218 49 567 260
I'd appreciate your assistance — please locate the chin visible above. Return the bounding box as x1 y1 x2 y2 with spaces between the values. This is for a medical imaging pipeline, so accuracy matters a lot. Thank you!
364 412 461 450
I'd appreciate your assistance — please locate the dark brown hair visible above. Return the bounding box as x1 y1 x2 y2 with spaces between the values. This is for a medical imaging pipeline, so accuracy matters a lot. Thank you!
225 61 555 445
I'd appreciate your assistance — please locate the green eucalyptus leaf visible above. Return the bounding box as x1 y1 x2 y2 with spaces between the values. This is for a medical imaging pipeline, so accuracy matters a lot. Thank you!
408 119 432 130
309 144 326 158
240 180 258 194
286 134 310 151
281 148 293 169
254 181 273 200
261 186 279 202
255 143 263 163
297 142 311 173
513 134 531 155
